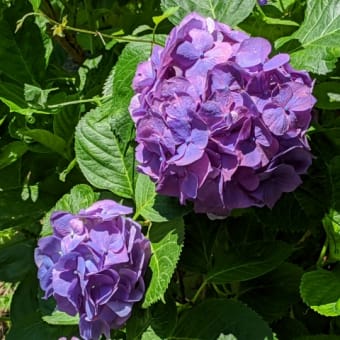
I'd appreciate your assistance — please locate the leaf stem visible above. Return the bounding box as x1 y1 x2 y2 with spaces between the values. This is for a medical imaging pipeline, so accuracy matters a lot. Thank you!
17 12 162 46
317 236 328 268
191 279 207 304
47 96 110 109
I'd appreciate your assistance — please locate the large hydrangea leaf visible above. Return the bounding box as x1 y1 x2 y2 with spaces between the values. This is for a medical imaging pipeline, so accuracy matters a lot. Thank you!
134 174 188 222
300 269 340 317
276 0 340 74
160 0 256 27
143 218 184 308
75 104 135 199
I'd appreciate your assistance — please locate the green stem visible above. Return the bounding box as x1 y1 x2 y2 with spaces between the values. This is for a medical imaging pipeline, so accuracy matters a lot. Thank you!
317 236 328 268
47 96 110 109
17 12 161 46
212 283 229 297
191 280 207 304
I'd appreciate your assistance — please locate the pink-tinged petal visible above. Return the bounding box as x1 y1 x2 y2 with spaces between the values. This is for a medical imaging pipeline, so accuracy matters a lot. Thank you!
82 200 133 219
262 106 289 136
286 83 316 112
189 28 214 52
236 37 272 68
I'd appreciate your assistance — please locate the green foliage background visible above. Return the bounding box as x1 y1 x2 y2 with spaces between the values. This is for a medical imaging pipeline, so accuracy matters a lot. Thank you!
0 0 340 339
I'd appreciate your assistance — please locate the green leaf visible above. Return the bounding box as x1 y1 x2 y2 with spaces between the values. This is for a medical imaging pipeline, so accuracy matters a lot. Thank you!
141 327 162 340
0 141 28 170
217 335 237 340
75 105 135 199
313 82 340 110
42 311 79 325
150 299 177 338
174 298 273 340
76 38 165 199
134 174 188 222
41 184 99 236
0 3 45 84
300 269 340 317
160 0 256 27
240 263 303 322
152 6 179 25
29 0 41 11
126 307 152 339
276 0 340 74
323 210 340 263
24 84 57 109
0 230 35 282
143 218 184 307
111 39 156 109
0 188 55 231
206 241 292 283
0 96 51 115
19 129 69 159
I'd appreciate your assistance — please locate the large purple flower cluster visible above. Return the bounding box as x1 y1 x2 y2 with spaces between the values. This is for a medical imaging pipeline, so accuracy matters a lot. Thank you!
129 12 316 216
35 200 151 340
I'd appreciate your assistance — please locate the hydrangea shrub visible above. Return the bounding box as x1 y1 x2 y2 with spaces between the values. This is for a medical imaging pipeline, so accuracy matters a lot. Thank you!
35 200 151 340
130 12 316 216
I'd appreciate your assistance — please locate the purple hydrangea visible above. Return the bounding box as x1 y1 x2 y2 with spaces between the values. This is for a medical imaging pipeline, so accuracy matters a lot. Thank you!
257 0 268 5
35 200 151 340
129 12 316 216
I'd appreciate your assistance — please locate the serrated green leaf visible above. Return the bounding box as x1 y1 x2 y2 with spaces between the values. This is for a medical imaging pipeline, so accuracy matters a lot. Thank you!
75 105 134 199
314 82 340 110
0 141 28 170
152 6 179 25
134 173 188 222
111 39 156 108
29 0 41 11
75 39 157 199
174 298 273 340
206 241 292 283
42 311 79 325
217 335 237 340
143 218 184 307
160 0 256 27
277 0 340 74
135 173 156 218
19 129 69 159
0 3 45 84
41 184 99 236
141 327 162 340
0 97 51 115
300 269 340 317
24 84 57 109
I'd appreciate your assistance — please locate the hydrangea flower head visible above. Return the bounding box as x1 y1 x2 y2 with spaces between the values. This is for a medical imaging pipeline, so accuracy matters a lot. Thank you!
130 12 315 216
35 200 151 340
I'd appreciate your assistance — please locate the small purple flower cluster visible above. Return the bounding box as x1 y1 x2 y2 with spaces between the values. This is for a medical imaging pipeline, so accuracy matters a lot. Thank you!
35 200 151 340
130 12 315 216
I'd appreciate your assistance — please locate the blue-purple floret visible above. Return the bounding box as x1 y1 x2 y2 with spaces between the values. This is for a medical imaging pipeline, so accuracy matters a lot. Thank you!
130 13 316 216
35 200 151 340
